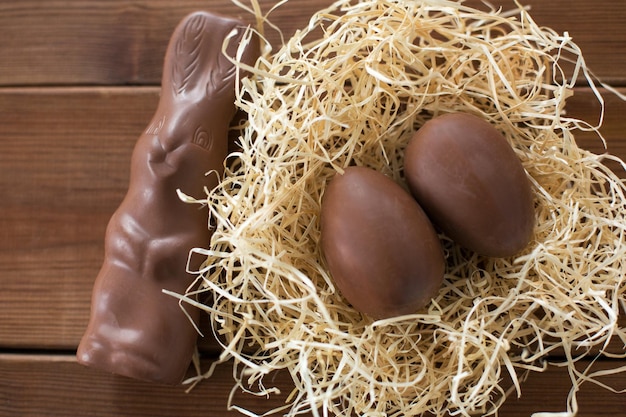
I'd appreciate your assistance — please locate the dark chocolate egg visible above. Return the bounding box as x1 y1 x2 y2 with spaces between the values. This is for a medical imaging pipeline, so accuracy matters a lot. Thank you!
404 112 534 257
320 166 445 319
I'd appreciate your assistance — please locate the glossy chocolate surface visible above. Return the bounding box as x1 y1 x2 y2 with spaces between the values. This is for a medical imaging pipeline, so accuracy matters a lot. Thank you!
320 166 445 319
77 11 259 384
404 112 535 257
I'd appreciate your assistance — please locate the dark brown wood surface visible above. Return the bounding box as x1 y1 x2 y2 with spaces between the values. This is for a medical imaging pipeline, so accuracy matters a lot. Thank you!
1 1 624 416
0 353 624 417
2 1 625 86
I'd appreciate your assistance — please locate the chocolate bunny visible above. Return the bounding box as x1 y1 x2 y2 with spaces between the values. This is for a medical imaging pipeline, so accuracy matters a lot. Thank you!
77 11 259 385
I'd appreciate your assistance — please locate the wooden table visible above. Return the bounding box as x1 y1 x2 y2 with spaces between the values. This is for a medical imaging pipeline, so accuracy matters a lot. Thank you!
1 1 624 416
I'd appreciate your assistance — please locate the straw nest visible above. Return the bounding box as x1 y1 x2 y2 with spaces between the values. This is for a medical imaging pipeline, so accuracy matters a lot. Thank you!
175 0 626 415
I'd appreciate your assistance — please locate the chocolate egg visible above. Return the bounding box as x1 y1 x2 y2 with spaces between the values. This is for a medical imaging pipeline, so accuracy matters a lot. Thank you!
404 112 534 257
320 166 445 319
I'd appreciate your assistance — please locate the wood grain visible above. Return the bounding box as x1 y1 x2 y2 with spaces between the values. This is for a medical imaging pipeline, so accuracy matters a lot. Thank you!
0 87 150 350
1 353 624 417
0 0 334 86
0 1 624 86
0 354 295 417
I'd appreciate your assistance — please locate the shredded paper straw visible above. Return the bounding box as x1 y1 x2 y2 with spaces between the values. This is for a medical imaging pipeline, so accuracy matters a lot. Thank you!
177 1 626 415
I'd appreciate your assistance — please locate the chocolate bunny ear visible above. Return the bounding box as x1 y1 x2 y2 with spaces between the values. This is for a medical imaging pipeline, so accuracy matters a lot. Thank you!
76 11 259 386
164 11 259 99
170 13 209 96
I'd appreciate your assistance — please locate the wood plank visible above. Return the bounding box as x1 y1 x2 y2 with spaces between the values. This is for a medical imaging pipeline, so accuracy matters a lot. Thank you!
0 353 624 416
0 87 154 350
1 86 625 353
0 0 335 86
0 0 624 86
0 354 295 417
